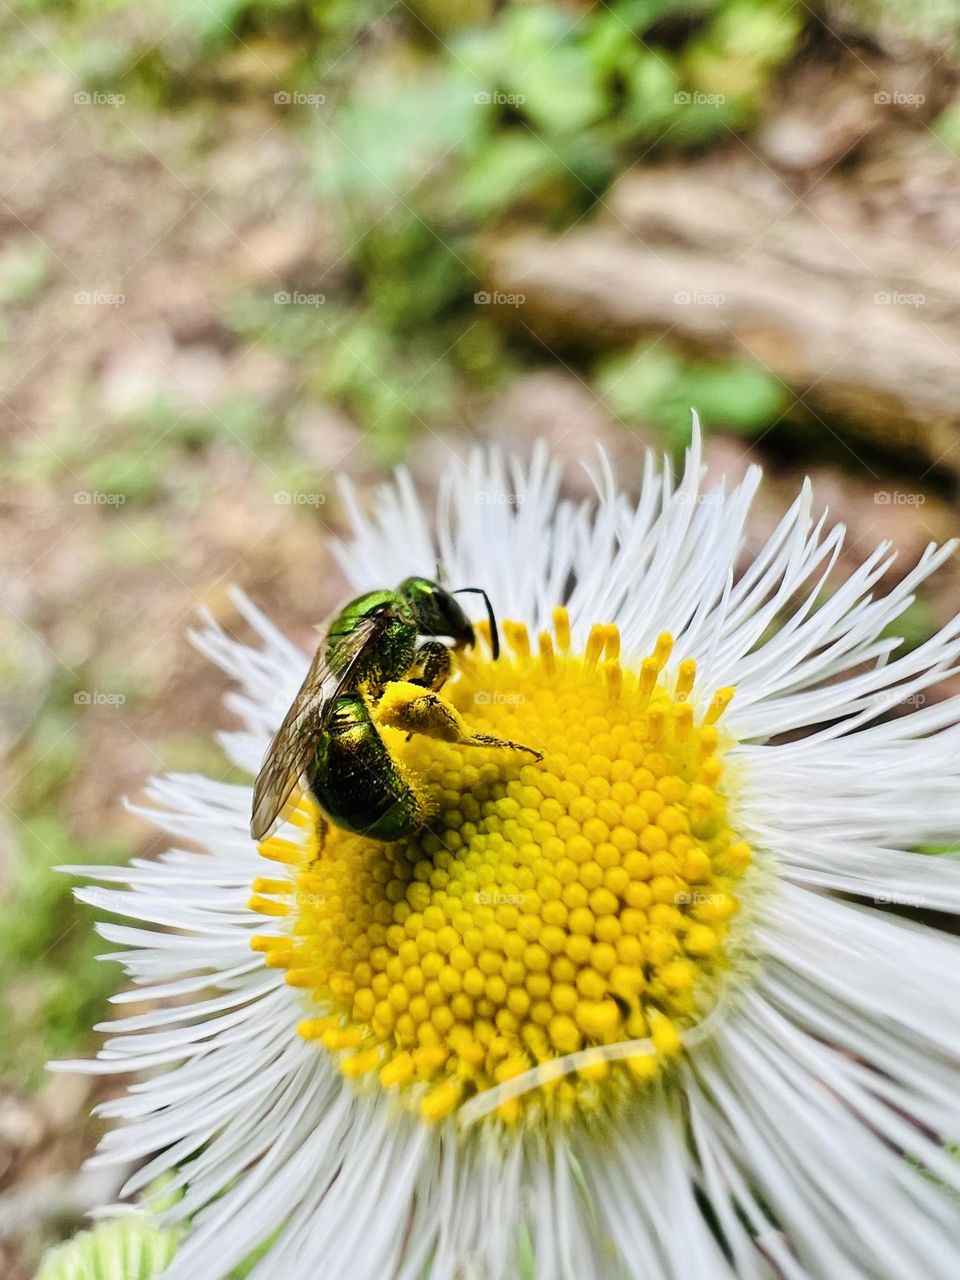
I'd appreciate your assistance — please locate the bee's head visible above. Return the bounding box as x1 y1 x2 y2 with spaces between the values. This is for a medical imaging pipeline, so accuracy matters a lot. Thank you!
398 577 500 659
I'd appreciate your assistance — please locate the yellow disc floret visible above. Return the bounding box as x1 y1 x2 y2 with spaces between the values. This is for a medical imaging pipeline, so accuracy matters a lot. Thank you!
250 611 752 1126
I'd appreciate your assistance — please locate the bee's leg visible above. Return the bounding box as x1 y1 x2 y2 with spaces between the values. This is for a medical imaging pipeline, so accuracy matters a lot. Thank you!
376 681 543 762
307 811 331 867
406 641 452 692
401 643 451 739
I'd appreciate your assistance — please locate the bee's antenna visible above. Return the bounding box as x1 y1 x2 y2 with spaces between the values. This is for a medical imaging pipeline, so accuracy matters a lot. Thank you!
455 588 500 660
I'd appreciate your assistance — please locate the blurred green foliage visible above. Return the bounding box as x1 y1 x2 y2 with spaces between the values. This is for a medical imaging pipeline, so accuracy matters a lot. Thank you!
595 341 789 445
0 667 247 1094
3 0 807 458
311 0 803 453
933 101 960 152
881 598 936 655
0 750 125 1090
0 240 51 309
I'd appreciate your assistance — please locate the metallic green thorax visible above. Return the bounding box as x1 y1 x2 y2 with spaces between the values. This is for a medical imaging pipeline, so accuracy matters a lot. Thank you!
325 589 417 692
323 579 477 688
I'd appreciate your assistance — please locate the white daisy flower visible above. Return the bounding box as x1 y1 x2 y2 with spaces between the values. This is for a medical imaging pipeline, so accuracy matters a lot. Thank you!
56 423 960 1279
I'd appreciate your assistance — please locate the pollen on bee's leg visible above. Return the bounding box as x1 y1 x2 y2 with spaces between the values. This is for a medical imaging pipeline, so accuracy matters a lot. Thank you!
377 682 471 744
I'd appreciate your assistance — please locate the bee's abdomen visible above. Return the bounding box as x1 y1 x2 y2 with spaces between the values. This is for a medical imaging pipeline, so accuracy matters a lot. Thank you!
310 697 424 841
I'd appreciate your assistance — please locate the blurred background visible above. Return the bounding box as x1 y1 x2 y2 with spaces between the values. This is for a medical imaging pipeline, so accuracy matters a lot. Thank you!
2 0 960 1273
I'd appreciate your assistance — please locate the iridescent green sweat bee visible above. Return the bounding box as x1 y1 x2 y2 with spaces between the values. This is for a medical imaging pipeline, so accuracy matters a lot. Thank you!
250 577 541 843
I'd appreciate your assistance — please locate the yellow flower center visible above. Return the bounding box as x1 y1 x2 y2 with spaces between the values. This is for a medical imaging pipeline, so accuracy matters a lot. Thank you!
250 610 751 1126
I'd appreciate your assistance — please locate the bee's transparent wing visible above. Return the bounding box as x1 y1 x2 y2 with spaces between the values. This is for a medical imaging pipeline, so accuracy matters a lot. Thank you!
249 611 388 840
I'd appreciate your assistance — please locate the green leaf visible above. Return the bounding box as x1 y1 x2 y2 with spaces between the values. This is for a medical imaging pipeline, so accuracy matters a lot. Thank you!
517 45 610 135
459 133 561 216
681 360 789 432
596 343 788 444
596 344 679 424
880 598 935 654
709 0 802 65
622 51 681 135
495 4 570 66
580 10 636 76
322 71 483 207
